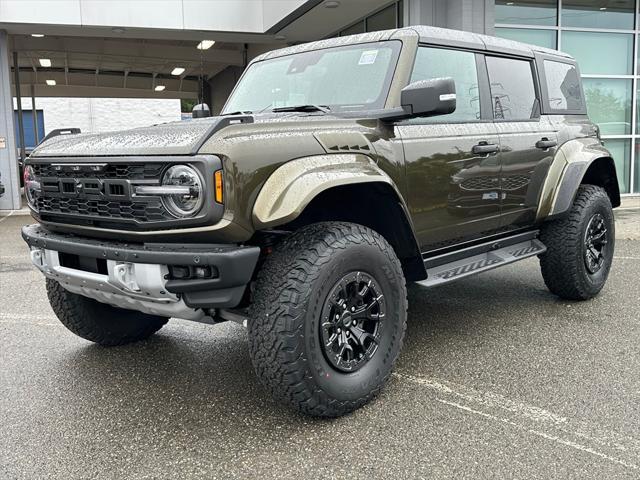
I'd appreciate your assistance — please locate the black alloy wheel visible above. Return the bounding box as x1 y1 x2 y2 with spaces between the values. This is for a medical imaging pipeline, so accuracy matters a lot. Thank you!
583 213 609 274
320 271 385 373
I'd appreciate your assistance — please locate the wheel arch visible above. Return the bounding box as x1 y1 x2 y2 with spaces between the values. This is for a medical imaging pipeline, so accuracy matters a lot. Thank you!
252 154 426 281
538 138 621 220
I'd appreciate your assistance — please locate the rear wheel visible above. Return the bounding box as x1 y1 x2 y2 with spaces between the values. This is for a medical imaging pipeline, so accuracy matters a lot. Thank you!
248 222 407 417
539 185 615 300
46 279 168 346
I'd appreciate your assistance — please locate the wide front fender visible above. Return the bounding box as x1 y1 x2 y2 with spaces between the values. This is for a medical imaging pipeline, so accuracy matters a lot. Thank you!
536 137 620 220
252 154 400 229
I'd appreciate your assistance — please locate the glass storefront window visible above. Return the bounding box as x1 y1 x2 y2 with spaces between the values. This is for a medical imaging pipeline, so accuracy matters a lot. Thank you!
562 0 635 30
495 27 556 48
340 20 365 36
495 0 557 26
561 31 633 75
603 139 631 194
583 78 632 135
366 4 397 32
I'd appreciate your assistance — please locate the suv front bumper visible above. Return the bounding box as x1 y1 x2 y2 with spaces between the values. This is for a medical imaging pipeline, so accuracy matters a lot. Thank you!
22 224 260 320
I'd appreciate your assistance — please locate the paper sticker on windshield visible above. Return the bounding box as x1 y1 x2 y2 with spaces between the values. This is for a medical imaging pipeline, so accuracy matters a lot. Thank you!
358 50 378 65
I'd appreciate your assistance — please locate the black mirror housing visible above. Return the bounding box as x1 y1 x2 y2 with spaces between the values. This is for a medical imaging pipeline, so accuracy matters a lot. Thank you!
379 78 456 122
401 77 456 118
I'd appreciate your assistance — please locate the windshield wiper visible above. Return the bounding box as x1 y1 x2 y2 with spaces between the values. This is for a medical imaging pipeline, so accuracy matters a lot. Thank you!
271 104 331 113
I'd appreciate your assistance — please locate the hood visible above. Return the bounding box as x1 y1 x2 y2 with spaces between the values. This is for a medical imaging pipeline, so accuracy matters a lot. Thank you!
29 116 239 158
29 112 376 159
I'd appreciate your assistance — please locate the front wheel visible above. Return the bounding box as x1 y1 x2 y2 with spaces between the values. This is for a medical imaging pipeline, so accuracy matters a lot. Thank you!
248 222 407 417
539 185 615 300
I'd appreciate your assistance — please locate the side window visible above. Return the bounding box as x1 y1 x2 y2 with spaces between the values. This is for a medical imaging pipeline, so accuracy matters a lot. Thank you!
543 60 584 111
485 56 537 120
410 47 480 122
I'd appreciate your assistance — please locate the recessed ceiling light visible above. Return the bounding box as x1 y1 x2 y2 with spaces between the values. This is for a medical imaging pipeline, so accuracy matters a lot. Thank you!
46 79 56 86
324 1 340 8
599 7 607 10
39 58 51 67
112 27 126 34
275 35 287 41
31 33 45 38
154 85 166 92
171 67 185 76
506 2 514 5
197 40 215 50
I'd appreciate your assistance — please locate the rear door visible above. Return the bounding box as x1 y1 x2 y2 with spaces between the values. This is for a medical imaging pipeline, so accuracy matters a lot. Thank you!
484 55 559 228
397 46 502 251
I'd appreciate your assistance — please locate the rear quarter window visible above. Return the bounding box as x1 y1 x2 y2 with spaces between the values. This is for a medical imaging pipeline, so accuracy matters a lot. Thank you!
543 60 584 112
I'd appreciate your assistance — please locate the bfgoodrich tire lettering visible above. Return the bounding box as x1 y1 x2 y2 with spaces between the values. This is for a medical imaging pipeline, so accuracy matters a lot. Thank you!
248 222 407 417
539 185 615 300
46 279 168 346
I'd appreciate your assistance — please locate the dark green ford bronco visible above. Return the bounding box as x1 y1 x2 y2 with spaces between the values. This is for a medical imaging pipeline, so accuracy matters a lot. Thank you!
22 26 620 417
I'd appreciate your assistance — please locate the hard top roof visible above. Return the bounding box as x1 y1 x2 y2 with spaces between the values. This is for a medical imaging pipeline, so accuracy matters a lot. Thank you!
253 25 573 63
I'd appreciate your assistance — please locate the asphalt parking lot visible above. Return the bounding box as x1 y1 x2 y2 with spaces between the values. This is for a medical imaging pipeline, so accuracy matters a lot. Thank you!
1 212 639 479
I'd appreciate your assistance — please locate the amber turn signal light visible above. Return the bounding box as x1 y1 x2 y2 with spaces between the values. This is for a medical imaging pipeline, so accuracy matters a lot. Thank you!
214 170 223 204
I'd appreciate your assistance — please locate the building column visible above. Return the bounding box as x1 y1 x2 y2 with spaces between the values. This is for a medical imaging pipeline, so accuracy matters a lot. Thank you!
404 0 495 35
0 30 21 211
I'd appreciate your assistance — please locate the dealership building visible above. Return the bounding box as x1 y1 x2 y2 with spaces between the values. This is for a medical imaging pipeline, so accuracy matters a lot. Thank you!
0 0 638 210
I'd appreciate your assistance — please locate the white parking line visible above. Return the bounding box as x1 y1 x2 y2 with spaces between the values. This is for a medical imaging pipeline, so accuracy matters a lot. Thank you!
614 256 640 260
394 372 566 424
395 372 640 470
437 398 638 471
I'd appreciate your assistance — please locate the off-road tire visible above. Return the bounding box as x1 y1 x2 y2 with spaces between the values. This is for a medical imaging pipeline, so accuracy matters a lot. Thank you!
248 222 407 417
46 279 168 346
539 185 615 300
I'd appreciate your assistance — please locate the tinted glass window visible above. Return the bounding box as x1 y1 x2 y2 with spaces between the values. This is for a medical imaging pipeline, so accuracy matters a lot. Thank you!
340 21 365 36
561 31 633 75
486 56 537 120
495 0 557 26
604 139 630 193
543 60 583 111
410 47 480 122
562 0 634 30
495 27 556 49
583 78 632 135
366 4 397 32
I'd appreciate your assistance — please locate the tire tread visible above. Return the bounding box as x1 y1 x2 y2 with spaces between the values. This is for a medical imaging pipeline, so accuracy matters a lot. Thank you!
248 222 407 417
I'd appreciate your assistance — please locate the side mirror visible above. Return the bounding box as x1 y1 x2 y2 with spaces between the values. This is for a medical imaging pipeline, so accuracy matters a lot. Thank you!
379 77 456 122
401 77 456 118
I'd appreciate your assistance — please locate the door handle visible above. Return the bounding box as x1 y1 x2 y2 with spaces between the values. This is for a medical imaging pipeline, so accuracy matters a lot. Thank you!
535 138 557 149
472 142 499 155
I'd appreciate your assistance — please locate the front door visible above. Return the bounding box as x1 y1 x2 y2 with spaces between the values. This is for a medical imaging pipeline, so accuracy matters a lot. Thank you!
397 46 502 251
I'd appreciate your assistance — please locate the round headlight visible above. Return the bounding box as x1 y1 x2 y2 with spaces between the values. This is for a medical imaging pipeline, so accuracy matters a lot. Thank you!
23 165 40 211
161 165 204 218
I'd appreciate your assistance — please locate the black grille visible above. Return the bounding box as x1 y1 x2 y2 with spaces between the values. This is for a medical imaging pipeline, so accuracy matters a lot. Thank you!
31 161 175 226
36 196 169 222
33 163 165 180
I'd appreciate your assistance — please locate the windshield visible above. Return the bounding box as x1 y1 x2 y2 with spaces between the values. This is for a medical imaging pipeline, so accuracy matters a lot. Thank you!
223 41 401 114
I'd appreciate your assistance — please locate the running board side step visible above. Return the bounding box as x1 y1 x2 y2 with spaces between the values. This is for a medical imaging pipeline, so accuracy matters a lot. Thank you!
416 232 546 288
